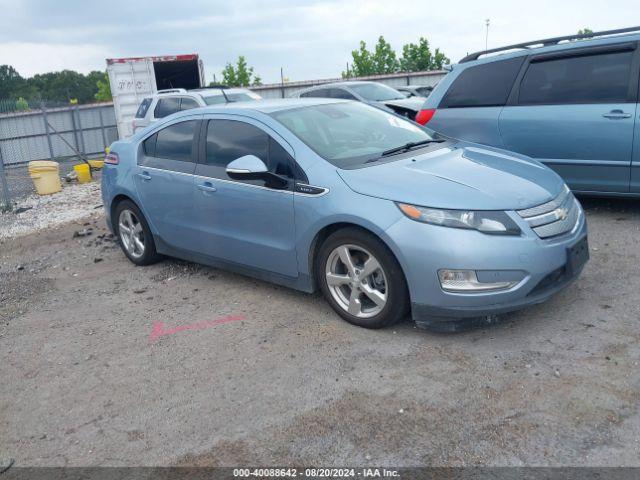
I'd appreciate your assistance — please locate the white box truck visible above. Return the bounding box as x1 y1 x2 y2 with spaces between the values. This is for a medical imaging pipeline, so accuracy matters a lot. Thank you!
106 54 205 138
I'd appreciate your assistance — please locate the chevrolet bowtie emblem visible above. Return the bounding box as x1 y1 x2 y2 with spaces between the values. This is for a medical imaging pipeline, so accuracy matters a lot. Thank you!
555 207 568 221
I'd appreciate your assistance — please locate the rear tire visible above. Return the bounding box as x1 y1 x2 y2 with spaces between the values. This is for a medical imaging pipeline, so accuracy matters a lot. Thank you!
113 200 160 266
316 228 409 329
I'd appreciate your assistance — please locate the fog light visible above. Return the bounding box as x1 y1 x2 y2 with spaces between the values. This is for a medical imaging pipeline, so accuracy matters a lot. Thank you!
438 269 518 293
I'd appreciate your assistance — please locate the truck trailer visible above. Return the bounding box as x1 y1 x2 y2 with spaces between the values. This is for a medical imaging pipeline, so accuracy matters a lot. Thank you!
106 54 205 138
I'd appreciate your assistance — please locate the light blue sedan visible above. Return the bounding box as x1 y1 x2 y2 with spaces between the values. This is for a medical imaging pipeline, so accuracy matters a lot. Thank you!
101 99 589 330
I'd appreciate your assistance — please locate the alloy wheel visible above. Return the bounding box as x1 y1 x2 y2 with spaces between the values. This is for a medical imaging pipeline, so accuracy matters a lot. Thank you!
118 209 145 259
325 244 388 318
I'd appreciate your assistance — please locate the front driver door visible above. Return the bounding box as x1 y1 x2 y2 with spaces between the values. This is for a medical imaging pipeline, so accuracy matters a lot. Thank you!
192 117 298 278
134 118 200 250
500 46 639 193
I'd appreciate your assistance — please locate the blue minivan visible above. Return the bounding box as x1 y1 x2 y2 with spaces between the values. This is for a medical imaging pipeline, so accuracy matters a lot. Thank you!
417 26 640 196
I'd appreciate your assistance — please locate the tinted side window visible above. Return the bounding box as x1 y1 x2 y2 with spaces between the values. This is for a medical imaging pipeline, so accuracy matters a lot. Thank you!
154 97 181 118
301 89 330 98
330 89 357 100
440 57 525 108
205 120 297 184
135 98 152 118
518 51 633 105
180 97 200 110
153 121 198 162
268 137 295 178
143 133 157 157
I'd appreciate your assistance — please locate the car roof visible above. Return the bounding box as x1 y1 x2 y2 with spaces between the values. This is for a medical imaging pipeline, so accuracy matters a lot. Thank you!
459 30 640 67
191 87 252 97
173 98 347 116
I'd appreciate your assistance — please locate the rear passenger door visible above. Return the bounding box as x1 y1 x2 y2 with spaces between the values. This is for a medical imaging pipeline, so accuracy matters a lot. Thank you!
192 117 300 277
135 118 200 250
500 44 639 193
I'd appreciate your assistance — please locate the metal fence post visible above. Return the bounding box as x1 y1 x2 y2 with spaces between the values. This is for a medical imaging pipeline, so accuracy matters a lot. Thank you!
41 102 55 161
74 105 87 157
69 106 81 159
98 107 107 150
0 144 12 211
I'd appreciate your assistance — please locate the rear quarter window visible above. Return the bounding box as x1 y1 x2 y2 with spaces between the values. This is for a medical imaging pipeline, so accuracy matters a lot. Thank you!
518 50 634 105
440 57 525 108
154 97 181 118
135 98 152 118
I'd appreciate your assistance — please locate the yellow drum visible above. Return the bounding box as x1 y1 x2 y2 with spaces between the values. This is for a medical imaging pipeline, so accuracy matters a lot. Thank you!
28 161 62 195
88 159 104 169
74 163 92 183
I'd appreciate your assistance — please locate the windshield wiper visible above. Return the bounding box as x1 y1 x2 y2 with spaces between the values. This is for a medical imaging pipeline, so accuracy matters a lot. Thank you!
372 139 444 160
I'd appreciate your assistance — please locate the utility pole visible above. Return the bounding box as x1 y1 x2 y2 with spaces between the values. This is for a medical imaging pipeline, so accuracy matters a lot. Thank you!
485 18 490 53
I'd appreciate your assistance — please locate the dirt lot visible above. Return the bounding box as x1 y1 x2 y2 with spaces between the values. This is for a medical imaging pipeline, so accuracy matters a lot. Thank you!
0 197 639 467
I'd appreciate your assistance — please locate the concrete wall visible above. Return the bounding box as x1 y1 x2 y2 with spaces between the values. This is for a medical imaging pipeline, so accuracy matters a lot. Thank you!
250 70 448 99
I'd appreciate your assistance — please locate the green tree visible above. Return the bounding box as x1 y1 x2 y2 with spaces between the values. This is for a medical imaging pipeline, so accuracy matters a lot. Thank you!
399 38 450 72
220 56 262 87
343 41 376 77
372 36 399 74
577 28 594 35
0 65 25 99
94 72 112 102
15 97 29 111
29 70 98 103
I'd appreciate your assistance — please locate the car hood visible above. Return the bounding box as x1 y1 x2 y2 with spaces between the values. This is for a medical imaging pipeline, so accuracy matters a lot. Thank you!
336 143 565 210
378 97 424 112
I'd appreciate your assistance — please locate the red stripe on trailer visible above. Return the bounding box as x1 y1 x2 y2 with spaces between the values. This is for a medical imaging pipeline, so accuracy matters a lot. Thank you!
106 54 198 65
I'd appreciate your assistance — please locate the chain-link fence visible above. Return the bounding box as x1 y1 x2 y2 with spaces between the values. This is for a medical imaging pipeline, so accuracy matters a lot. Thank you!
0 100 118 210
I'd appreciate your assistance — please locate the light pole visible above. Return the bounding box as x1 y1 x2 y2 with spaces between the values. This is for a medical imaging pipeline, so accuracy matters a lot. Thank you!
485 18 490 53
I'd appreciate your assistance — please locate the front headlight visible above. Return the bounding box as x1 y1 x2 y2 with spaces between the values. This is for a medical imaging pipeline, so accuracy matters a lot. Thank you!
397 203 521 235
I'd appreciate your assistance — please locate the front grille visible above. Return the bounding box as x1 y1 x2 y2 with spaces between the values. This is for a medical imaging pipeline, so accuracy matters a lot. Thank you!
517 186 580 239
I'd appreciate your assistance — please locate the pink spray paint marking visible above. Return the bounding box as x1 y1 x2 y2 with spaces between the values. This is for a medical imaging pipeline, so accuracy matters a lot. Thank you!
149 315 245 344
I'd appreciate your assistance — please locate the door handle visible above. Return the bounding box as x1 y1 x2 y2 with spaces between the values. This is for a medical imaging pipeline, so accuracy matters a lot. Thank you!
197 182 217 193
602 110 632 119
137 172 151 181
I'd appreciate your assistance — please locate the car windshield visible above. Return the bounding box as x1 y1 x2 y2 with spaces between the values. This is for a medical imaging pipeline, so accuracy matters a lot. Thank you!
203 91 261 105
270 102 436 168
349 83 406 101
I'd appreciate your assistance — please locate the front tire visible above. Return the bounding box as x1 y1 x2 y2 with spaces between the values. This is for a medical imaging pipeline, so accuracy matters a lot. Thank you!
316 228 409 329
114 200 160 266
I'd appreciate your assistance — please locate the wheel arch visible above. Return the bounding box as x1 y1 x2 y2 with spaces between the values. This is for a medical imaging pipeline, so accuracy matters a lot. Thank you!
109 194 139 230
307 221 408 293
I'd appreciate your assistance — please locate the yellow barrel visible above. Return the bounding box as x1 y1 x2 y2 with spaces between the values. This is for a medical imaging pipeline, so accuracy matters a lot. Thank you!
74 163 92 183
28 160 62 195
88 159 104 169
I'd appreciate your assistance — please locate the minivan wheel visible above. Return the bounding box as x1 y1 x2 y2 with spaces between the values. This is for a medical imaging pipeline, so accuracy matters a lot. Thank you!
114 200 160 266
316 228 409 329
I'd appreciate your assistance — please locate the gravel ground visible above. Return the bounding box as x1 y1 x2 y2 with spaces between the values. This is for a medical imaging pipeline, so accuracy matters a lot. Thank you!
0 182 102 239
0 196 638 468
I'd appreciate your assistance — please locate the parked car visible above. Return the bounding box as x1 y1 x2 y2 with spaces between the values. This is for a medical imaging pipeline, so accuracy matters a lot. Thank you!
416 26 640 196
102 99 588 331
397 85 434 98
133 87 262 132
294 81 425 120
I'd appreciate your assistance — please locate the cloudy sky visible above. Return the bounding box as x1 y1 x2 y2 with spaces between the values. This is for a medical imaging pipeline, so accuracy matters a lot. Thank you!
0 0 637 84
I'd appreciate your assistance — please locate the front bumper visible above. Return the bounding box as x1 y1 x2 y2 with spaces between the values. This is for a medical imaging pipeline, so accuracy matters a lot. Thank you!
382 206 588 329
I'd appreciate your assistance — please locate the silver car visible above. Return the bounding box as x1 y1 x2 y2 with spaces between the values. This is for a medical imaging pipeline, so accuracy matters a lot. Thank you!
294 81 425 121
132 87 262 132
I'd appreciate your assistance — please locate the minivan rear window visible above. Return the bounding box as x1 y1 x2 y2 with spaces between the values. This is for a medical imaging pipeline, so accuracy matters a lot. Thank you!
135 98 152 118
518 50 633 105
440 57 525 108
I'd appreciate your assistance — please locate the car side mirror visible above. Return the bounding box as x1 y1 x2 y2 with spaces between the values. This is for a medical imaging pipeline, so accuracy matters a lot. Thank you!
226 155 289 189
226 155 268 180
